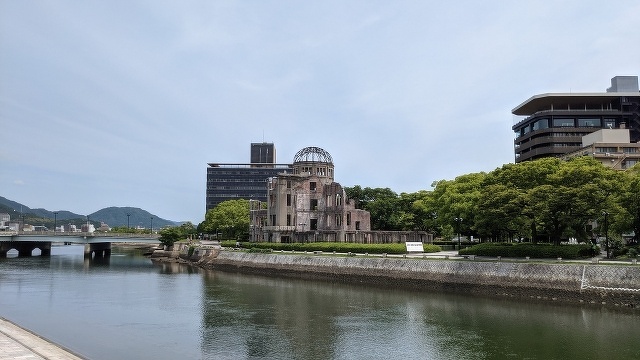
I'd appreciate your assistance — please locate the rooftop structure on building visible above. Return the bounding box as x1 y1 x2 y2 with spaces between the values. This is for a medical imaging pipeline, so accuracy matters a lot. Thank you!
206 143 293 212
512 76 640 163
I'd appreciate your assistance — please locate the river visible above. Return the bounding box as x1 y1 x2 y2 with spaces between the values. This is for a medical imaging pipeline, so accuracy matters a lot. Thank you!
0 244 638 360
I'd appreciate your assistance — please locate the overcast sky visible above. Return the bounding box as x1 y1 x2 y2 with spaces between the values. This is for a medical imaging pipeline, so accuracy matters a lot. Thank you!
1 1 639 223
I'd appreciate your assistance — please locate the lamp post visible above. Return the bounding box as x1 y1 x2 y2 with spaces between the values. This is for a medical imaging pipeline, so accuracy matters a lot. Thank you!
150 217 153 234
602 211 609 259
127 213 131 231
53 212 58 235
454 217 463 251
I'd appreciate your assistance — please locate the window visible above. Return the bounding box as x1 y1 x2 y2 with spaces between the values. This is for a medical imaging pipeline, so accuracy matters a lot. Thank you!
287 181 291 189
355 221 360 230
335 215 342 227
310 219 317 230
578 118 601 127
623 147 638 154
595 147 617 153
310 182 316 191
553 118 574 127
604 119 616 129
346 212 351 226
287 194 291 206
287 214 291 226
533 119 549 130
310 199 318 210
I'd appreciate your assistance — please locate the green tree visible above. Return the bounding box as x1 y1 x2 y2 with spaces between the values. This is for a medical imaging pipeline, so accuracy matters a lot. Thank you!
615 164 640 244
410 190 440 235
179 222 197 238
430 172 486 241
200 199 250 240
481 158 562 243
345 186 405 230
158 226 182 248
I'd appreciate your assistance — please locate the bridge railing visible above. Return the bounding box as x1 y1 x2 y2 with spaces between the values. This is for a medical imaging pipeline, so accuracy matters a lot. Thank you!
9 231 160 238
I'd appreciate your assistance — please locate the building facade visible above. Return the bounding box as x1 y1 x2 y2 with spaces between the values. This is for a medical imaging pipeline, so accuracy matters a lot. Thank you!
512 76 640 163
206 143 293 212
561 128 640 170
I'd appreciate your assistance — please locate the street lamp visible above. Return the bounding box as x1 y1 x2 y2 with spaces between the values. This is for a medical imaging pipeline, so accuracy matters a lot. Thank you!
454 217 463 251
53 212 58 235
150 217 153 233
602 211 609 259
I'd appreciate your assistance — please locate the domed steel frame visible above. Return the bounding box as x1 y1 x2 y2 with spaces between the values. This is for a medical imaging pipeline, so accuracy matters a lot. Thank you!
293 147 333 164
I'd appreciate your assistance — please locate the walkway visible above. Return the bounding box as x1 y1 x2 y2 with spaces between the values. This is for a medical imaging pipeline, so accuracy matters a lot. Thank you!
0 317 85 360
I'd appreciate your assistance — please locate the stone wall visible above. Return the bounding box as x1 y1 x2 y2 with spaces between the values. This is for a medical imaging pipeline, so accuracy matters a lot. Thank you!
196 252 640 310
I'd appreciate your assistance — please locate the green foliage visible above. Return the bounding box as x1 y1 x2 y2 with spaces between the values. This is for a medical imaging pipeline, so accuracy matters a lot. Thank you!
459 242 596 259
344 186 403 230
158 226 182 247
227 242 441 254
199 199 250 240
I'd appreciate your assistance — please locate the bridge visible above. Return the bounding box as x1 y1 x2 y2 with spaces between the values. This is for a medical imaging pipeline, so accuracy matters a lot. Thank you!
0 231 160 258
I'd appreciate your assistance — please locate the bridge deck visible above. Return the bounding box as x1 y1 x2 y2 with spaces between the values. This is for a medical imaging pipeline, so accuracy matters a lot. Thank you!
0 231 159 244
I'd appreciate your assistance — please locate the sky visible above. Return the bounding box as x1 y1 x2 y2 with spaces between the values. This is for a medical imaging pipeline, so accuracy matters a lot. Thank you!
1 1 639 224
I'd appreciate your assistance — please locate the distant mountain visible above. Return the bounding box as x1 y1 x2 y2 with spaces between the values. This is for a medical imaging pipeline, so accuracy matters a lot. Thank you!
0 196 180 228
89 207 178 228
0 196 81 220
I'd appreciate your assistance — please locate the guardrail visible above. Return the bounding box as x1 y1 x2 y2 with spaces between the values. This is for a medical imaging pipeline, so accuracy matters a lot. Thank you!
2 231 159 238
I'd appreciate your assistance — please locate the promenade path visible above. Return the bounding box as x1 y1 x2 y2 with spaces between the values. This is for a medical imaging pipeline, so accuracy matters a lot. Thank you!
0 317 85 360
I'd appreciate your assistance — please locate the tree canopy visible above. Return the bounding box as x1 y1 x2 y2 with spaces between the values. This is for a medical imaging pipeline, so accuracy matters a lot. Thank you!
347 158 639 245
199 199 250 240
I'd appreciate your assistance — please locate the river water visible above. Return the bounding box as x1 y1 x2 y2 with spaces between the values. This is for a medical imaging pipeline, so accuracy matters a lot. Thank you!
0 244 638 360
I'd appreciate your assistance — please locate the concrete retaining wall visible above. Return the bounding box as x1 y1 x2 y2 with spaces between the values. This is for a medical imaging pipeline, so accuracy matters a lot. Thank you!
194 252 640 310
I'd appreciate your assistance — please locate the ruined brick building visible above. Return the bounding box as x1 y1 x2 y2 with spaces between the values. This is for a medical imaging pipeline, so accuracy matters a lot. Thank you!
250 146 431 244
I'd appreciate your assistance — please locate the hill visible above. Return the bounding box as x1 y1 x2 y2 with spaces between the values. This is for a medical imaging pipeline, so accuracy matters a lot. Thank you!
89 207 178 228
0 196 179 228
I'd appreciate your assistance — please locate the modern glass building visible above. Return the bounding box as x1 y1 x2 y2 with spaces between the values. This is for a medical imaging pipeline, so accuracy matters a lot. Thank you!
206 143 293 212
512 76 640 163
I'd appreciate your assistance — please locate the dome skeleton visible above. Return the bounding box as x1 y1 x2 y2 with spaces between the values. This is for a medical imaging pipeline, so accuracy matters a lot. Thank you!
293 147 333 164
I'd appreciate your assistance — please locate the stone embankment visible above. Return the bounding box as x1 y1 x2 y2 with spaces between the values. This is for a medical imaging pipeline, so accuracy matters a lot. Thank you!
151 249 640 310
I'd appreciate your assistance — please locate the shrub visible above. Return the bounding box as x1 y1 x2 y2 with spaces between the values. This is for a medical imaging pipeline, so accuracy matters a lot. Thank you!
227 242 441 254
459 242 596 259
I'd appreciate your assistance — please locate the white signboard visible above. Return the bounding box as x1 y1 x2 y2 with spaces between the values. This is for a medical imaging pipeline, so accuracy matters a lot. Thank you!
405 242 424 253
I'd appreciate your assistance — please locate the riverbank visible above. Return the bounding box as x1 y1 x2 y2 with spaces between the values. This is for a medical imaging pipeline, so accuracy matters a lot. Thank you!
0 317 86 360
151 248 640 311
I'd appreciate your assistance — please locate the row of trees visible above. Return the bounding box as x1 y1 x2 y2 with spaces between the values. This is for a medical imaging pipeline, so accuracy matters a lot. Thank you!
346 157 640 245
181 157 639 247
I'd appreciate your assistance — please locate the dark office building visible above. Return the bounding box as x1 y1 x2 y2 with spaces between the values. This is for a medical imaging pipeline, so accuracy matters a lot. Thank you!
512 76 640 163
206 143 293 212
250 142 276 164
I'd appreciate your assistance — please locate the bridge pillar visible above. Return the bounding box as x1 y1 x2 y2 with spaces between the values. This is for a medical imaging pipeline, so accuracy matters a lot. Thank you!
84 242 112 259
0 241 52 257
0 241 11 257
40 242 52 256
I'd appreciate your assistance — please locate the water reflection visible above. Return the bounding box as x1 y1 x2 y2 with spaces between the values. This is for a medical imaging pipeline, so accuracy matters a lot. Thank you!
1 245 639 360
197 270 640 360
